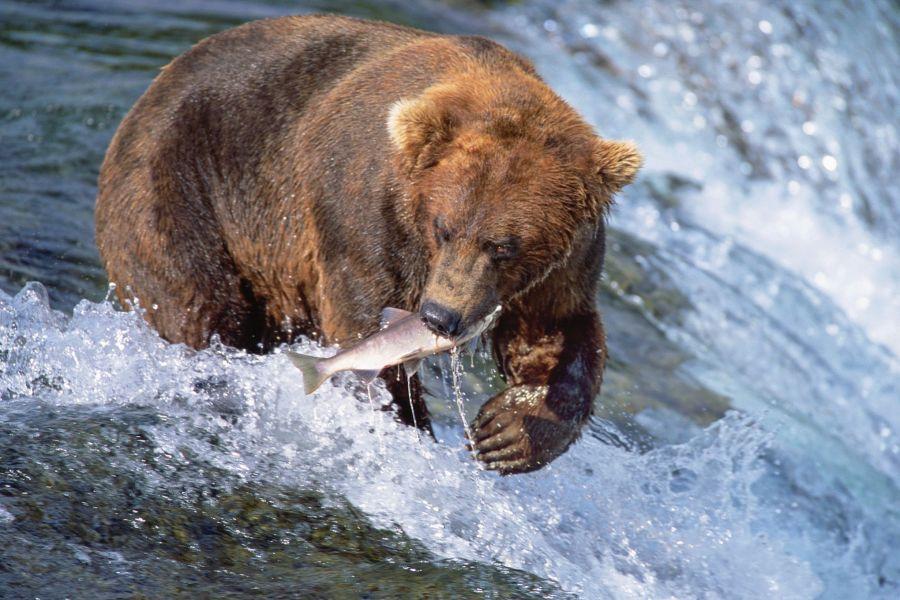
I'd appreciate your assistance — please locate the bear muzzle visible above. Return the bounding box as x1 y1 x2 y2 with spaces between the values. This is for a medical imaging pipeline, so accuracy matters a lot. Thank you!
420 300 464 338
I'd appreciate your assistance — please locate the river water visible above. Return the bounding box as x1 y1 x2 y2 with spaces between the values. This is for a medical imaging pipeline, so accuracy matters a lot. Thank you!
1 1 898 597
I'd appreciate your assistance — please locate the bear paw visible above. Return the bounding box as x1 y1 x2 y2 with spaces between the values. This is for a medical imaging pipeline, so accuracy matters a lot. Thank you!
468 385 581 475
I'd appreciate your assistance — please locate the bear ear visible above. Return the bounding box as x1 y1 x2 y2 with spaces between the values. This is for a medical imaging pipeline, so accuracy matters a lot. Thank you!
591 138 643 194
388 96 456 173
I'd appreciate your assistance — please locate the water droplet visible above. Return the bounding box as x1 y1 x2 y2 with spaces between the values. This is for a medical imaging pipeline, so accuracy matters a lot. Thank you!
801 121 817 135
677 23 695 43
747 71 762 85
638 64 654 78
821 155 837 171
616 95 634 111
601 25 619 41
797 155 812 169
758 20 773 35
580 23 599 38
543 19 558 33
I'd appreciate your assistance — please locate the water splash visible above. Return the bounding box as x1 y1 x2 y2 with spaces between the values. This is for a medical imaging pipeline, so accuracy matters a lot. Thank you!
3 284 897 597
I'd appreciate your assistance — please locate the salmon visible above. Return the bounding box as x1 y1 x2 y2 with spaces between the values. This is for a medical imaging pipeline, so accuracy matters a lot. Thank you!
286 306 501 394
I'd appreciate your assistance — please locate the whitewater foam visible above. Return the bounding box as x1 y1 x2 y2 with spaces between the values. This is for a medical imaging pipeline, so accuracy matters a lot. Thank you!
4 283 896 597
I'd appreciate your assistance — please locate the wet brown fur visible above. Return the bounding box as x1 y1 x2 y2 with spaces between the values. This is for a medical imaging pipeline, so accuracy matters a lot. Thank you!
95 15 641 473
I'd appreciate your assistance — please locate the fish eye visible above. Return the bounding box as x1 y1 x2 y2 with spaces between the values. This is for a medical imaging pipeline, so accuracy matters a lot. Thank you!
434 216 452 244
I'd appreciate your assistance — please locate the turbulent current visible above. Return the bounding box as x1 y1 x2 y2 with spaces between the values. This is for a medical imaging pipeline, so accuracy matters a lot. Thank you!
1 0 898 598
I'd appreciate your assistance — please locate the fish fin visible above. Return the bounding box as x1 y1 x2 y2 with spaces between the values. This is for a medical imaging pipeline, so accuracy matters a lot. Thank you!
353 369 382 385
402 358 422 376
380 307 413 329
286 352 328 395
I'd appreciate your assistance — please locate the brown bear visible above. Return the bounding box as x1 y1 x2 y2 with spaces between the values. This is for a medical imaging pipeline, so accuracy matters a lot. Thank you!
95 15 641 474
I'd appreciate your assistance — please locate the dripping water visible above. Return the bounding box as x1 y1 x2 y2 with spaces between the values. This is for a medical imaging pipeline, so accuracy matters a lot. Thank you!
449 347 478 460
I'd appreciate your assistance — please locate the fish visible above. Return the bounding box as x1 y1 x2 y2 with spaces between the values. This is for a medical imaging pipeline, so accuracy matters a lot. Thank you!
286 305 501 395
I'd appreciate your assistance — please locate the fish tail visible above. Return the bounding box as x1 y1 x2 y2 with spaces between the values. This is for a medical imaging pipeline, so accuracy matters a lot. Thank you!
286 351 329 395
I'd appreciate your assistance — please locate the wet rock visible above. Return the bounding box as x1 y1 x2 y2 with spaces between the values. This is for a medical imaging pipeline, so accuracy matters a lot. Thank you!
639 172 703 211
0 405 568 598
597 228 731 447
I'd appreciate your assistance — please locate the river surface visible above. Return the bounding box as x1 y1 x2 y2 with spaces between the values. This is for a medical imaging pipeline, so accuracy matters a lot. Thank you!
1 1 898 598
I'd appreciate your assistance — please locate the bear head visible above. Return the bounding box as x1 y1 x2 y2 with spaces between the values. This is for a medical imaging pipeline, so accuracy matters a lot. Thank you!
388 75 642 340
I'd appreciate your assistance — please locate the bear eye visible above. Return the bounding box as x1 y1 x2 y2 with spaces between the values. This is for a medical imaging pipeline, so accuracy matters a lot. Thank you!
489 238 519 261
434 216 452 244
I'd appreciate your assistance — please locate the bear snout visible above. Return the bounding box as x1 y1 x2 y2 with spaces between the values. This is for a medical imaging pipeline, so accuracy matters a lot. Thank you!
420 300 464 338
421 242 499 340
